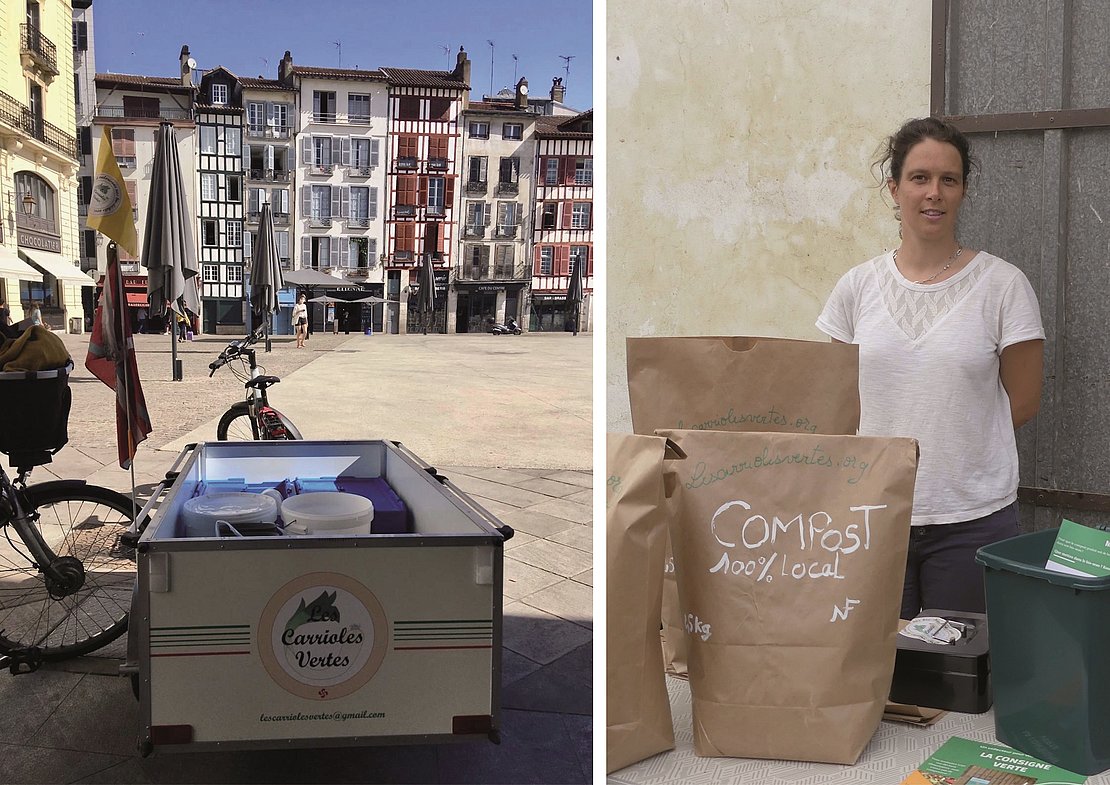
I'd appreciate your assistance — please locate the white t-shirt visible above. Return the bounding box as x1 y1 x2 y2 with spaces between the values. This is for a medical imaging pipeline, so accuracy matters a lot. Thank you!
816 251 1045 526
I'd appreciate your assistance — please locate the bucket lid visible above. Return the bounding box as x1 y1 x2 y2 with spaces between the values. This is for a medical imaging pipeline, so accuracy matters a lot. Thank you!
183 492 278 525
281 491 373 530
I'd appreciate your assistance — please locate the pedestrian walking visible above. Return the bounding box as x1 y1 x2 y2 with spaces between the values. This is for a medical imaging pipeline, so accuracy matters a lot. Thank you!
292 293 308 349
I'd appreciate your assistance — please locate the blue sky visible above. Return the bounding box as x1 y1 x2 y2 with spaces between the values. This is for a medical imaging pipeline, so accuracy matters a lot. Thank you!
91 0 594 109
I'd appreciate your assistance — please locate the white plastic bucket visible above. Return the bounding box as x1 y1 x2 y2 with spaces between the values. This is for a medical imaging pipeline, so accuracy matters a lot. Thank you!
281 492 374 536
181 492 278 538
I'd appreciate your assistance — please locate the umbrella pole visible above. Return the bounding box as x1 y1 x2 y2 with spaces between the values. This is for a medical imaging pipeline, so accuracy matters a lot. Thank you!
170 307 182 380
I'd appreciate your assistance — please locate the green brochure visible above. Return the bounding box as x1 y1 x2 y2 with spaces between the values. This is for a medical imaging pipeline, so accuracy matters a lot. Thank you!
1045 519 1110 578
900 736 1086 784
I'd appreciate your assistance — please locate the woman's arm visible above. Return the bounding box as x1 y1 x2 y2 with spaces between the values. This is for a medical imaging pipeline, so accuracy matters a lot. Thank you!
1000 339 1044 429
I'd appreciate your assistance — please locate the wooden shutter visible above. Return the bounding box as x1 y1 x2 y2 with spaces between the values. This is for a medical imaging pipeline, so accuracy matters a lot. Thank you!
418 177 428 207
396 222 414 252
339 239 349 268
111 129 135 156
370 138 380 166
80 176 92 204
301 236 311 265
340 136 350 166
243 230 252 261
242 140 250 169
561 201 573 230
483 203 492 226
429 134 448 159
124 180 138 211
399 134 418 159
340 186 350 219
368 187 378 219
557 245 570 276
533 244 543 273
330 186 340 219
301 136 312 164
301 186 312 217
398 175 417 206
444 177 454 211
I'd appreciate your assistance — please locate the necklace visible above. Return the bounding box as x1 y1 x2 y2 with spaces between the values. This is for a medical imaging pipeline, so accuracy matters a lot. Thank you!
894 245 963 284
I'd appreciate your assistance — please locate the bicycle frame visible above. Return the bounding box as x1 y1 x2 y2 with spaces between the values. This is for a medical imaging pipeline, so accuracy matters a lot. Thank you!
0 466 81 594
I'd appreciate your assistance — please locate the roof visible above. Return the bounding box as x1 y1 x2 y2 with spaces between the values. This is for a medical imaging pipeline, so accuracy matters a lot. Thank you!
291 65 388 82
465 99 532 115
95 73 193 92
378 67 468 89
240 76 294 92
535 109 593 138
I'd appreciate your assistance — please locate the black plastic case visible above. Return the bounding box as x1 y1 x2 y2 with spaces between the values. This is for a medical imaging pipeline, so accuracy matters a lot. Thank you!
889 609 991 714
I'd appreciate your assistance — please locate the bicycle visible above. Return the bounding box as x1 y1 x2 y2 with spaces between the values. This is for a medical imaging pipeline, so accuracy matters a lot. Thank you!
0 365 147 672
209 328 303 441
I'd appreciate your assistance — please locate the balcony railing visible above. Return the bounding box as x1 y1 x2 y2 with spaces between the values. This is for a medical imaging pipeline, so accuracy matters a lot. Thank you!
279 257 292 270
493 225 519 239
455 262 529 281
347 217 371 229
273 211 290 225
349 164 374 177
313 112 337 123
309 216 333 227
309 164 334 176
426 205 445 217
247 169 291 182
427 157 448 171
0 90 78 160
21 25 58 77
246 124 291 139
463 224 485 239
95 105 192 121
16 212 57 236
496 181 519 196
396 157 417 170
465 179 487 194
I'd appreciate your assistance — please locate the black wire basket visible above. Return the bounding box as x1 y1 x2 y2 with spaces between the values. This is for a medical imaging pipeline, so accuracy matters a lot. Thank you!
0 361 73 468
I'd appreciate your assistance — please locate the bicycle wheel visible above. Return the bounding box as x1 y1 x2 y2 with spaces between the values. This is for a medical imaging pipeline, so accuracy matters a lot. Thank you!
267 408 302 440
217 403 258 441
0 482 139 660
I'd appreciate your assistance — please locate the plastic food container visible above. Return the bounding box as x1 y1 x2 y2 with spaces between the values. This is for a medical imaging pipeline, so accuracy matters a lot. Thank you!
281 491 374 536
181 492 278 538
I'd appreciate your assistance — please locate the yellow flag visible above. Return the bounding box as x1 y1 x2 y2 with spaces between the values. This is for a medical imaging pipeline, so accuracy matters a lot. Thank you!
86 125 139 256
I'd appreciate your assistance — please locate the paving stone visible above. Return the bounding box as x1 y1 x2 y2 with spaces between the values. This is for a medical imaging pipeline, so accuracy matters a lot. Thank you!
565 488 594 505
502 642 592 716
502 601 592 665
31 673 137 757
0 741 129 785
460 467 539 486
500 646 543 688
0 669 83 745
448 474 550 508
549 524 593 553
522 579 593 629
526 497 592 525
516 477 586 498
510 539 593 579
465 493 522 519
542 470 592 489
503 558 562 600
572 569 593 587
502 529 537 551
497 508 578 538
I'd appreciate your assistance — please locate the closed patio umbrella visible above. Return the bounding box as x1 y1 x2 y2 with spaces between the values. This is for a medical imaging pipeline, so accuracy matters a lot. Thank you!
415 253 436 335
142 121 200 380
565 256 584 336
249 201 284 351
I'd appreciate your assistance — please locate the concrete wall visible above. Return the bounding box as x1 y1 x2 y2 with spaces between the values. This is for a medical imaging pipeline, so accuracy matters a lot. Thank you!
606 1 933 431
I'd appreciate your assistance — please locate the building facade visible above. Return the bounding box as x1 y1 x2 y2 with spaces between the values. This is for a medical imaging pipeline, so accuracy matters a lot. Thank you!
379 49 470 334
530 110 593 332
455 78 534 333
1 0 89 333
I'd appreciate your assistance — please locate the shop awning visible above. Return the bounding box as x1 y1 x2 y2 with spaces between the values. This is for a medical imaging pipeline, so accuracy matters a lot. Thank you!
19 249 97 287
125 292 149 307
0 246 44 283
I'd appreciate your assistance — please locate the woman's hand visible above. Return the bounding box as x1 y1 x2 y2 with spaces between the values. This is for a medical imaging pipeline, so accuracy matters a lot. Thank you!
1000 339 1044 429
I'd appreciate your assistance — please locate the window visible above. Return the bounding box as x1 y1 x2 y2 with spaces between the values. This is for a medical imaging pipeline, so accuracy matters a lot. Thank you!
465 201 488 232
202 264 219 283
72 20 88 51
200 173 218 201
311 185 331 221
313 136 332 169
575 157 593 185
497 201 521 234
273 188 290 215
123 95 159 119
350 186 370 223
468 156 487 184
397 97 420 120
200 125 217 153
468 121 489 139
225 128 241 157
351 138 375 170
502 123 523 140
539 246 554 276
248 187 264 214
276 230 289 261
202 220 218 246
570 245 589 273
313 91 337 122
15 171 56 231
494 244 514 275
272 103 288 131
571 202 591 229
541 202 557 230
227 220 242 247
111 128 136 168
347 237 371 269
428 98 451 121
499 157 520 183
426 177 445 215
211 83 228 105
348 93 371 123
311 236 332 267
227 175 241 203
545 157 559 185
247 102 265 133
227 265 243 283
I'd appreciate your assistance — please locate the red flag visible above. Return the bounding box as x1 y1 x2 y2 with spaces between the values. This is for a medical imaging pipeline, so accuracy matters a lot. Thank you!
85 253 152 469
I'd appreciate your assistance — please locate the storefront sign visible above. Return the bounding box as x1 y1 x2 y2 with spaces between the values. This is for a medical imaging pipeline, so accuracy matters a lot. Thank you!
17 228 62 254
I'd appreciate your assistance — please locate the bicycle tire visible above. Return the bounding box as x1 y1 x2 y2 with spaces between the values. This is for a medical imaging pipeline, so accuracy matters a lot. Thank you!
0 482 140 660
216 404 258 441
270 409 302 440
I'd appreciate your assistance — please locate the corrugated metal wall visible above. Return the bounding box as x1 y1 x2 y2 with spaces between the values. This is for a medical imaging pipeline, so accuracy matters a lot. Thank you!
937 1 1110 530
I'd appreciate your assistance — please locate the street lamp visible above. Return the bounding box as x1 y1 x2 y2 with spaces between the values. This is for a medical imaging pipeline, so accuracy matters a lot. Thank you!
21 192 35 215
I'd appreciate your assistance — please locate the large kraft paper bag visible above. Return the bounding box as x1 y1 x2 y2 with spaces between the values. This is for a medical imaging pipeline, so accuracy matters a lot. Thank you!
606 433 675 772
660 429 917 764
627 337 862 676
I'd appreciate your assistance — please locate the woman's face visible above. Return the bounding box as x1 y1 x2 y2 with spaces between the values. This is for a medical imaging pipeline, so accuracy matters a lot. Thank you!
888 138 967 243
298 296 305 304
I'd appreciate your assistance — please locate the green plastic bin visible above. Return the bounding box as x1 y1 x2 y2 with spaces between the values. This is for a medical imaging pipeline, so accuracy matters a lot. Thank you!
976 528 1110 776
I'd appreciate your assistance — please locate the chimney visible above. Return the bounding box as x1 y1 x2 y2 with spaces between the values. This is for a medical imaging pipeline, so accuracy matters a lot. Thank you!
515 77 529 111
453 46 471 107
180 45 192 87
279 50 294 85
550 77 565 104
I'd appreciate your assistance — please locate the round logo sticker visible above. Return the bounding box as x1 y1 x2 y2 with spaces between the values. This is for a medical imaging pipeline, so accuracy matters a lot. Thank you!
87 173 123 218
258 572 389 700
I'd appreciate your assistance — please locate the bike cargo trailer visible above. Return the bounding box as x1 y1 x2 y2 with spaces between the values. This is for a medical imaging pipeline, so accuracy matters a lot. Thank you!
124 440 511 756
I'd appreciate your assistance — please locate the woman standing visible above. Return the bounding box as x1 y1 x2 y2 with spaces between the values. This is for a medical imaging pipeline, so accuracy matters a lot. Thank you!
291 293 308 349
29 300 43 327
816 117 1045 618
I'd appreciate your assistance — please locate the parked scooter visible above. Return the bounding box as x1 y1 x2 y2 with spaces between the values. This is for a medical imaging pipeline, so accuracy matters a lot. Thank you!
486 317 522 335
